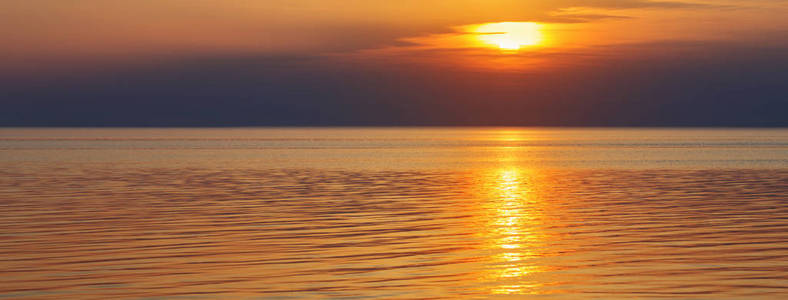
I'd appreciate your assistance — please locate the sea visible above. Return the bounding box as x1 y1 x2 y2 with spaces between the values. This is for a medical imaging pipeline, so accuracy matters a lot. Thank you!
0 128 786 299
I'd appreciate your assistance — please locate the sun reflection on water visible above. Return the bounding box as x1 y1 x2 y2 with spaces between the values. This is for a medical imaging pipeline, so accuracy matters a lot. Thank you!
479 164 549 295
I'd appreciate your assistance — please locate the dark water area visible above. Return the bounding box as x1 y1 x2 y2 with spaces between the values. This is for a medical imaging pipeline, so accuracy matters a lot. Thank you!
0 128 786 299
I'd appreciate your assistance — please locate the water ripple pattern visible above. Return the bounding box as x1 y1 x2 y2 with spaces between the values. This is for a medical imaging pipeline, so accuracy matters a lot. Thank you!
0 128 787 299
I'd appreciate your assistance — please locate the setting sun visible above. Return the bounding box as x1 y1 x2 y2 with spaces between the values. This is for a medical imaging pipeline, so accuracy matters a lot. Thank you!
474 22 544 51
1 1 787 299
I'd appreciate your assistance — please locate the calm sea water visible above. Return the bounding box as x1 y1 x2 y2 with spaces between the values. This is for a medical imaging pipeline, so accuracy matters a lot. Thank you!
0 128 787 299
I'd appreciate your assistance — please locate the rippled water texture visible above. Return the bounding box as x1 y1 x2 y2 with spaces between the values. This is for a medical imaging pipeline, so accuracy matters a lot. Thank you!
0 128 787 299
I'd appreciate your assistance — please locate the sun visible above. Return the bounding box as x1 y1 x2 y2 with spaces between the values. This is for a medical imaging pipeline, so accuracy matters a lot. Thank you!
474 22 544 51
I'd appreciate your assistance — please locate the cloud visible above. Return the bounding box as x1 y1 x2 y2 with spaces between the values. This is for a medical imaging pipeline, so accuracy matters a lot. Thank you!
544 8 633 23
567 0 732 9
0 0 739 63
2 39 787 126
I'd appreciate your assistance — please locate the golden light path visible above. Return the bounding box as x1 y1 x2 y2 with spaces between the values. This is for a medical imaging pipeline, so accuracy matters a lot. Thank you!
473 135 551 295
486 166 546 294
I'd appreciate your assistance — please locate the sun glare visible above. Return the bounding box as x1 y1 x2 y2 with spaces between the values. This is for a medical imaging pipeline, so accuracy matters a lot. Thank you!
474 22 544 51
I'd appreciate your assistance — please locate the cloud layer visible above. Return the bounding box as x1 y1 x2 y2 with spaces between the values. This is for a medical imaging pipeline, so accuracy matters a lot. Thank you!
1 0 787 126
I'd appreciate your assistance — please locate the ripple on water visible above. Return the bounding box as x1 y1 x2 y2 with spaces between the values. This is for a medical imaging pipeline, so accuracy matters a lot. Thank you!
0 167 786 299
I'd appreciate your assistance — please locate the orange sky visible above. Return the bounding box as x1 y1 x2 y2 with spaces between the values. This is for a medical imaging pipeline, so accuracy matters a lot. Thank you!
2 1 788 126
2 0 787 74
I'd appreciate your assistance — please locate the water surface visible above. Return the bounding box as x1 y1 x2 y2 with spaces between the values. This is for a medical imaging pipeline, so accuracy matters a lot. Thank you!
0 128 786 299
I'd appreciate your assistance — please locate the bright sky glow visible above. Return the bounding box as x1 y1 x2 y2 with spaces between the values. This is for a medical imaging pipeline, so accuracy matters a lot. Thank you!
474 22 544 51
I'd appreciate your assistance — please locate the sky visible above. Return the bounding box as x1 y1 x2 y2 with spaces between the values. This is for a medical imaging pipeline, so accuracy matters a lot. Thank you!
1 0 787 126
